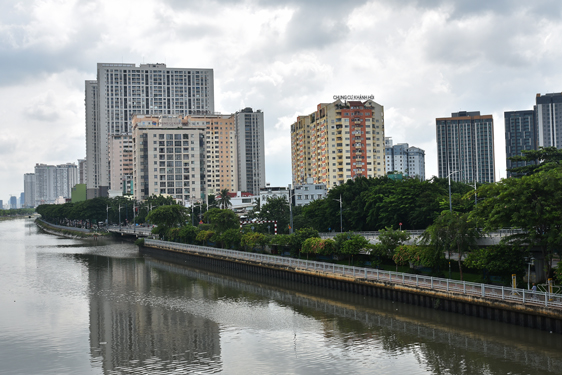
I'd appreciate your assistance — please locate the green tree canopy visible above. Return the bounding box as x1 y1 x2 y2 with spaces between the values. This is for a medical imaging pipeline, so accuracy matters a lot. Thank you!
473 167 562 278
146 205 189 232
217 189 232 209
508 146 562 177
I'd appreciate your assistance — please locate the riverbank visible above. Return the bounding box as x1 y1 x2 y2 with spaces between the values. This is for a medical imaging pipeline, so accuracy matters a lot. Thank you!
141 239 562 334
0 214 37 222
35 218 108 240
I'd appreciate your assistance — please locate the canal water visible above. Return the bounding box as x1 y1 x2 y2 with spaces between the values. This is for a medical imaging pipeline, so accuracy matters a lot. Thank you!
1 218 561 375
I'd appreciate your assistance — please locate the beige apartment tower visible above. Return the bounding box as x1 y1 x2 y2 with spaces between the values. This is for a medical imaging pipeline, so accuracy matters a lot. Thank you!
291 99 385 189
132 115 206 203
185 114 238 195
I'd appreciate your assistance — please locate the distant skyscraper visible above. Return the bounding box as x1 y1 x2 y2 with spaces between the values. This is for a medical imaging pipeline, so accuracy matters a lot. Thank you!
19 193 24 208
78 158 87 185
9 196 17 209
436 111 495 183
24 173 36 208
535 92 562 148
0 200 3 210
385 138 425 180
236 108 265 195
291 99 385 189
34 163 78 205
504 110 536 177
85 63 215 199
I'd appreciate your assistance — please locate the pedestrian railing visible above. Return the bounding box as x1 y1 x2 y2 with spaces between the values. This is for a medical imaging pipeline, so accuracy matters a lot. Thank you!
144 239 562 310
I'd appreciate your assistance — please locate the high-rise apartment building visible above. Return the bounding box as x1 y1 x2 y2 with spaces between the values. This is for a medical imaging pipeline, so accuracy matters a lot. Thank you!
536 92 562 148
291 99 385 189
186 114 239 195
504 110 536 177
385 138 425 180
235 108 265 195
132 115 206 203
77 158 87 185
56 163 78 199
436 111 495 183
108 135 133 193
85 63 214 199
24 173 36 208
34 163 78 205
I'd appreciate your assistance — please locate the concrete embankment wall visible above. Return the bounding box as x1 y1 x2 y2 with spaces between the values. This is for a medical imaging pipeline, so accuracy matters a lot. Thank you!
141 242 562 334
35 219 101 240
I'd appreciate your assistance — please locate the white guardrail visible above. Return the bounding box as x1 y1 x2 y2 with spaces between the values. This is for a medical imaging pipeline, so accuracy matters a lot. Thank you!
144 239 562 310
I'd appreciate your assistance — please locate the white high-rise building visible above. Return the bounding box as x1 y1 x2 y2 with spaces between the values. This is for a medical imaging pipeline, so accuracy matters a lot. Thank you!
24 173 36 208
385 138 426 180
34 163 78 205
235 108 265 195
132 115 206 203
85 63 214 199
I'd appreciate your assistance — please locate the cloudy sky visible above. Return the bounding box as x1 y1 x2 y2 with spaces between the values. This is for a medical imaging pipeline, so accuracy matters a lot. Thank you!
1 0 562 205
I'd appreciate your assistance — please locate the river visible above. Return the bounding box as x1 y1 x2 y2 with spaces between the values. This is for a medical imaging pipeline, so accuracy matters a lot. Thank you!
0 218 561 374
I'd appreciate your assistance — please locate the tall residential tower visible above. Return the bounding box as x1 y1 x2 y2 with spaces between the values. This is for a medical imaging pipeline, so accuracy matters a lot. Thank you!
85 63 214 199
436 111 495 183
291 99 385 189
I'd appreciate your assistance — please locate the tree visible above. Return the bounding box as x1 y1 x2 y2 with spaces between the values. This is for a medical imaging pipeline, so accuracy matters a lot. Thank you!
377 227 411 271
473 167 562 279
146 205 189 232
508 146 562 177
301 238 336 259
217 189 232 209
196 230 214 246
204 208 239 233
422 211 478 280
220 228 242 249
464 244 527 284
340 234 371 265
252 196 290 234
178 224 199 244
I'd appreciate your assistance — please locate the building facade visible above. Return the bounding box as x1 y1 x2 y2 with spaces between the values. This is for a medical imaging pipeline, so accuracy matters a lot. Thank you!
108 135 133 193
436 111 495 183
34 163 78 205
85 63 214 199
504 110 536 177
535 92 562 148
24 173 36 208
293 178 327 206
186 114 239 195
291 99 385 189
385 138 426 180
132 115 206 203
235 108 265 195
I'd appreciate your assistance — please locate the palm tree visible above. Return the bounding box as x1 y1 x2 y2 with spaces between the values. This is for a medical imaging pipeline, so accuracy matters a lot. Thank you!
218 189 232 209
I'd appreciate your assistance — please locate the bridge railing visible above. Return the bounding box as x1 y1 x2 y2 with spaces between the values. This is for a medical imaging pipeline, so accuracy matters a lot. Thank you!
144 239 562 310
319 228 525 239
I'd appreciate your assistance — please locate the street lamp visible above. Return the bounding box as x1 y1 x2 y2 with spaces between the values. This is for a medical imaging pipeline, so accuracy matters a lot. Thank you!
118 204 123 231
288 185 294 234
333 194 343 232
526 256 535 290
106 205 111 226
446 166 459 212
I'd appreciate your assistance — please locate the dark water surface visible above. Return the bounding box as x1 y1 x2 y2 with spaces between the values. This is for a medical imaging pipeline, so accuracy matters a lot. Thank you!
1 218 561 374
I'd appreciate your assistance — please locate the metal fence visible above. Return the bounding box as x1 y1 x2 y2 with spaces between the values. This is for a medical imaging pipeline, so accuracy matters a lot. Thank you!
319 228 525 239
144 239 562 310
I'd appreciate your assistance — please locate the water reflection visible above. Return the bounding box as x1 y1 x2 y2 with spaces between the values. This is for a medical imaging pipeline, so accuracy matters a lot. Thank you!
1 219 561 375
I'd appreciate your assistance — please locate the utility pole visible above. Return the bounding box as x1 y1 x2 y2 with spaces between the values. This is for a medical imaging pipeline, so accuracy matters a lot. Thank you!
289 185 294 234
333 194 343 232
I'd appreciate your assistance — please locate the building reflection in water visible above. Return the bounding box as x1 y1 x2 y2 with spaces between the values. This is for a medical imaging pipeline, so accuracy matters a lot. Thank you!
71 250 562 375
82 254 222 373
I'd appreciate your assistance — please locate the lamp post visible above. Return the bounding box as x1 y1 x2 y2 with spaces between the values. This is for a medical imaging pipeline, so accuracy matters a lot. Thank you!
106 205 111 226
288 185 294 234
526 256 535 290
333 194 343 232
133 201 137 233
118 204 123 231
446 166 459 212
